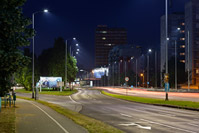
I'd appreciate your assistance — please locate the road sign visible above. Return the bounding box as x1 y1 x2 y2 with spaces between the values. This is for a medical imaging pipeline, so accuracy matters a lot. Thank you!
164 73 169 83
125 77 129 82
165 83 170 92
57 82 64 87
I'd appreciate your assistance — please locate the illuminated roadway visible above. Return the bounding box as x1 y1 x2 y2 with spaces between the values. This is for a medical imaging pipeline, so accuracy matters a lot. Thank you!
96 87 199 102
17 88 199 133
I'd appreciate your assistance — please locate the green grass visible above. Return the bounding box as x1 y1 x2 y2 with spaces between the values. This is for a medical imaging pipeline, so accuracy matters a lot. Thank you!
0 101 15 133
15 88 77 96
17 96 123 133
102 91 199 109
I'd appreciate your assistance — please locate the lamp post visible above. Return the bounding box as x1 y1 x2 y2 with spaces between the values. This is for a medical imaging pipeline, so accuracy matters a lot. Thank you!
119 60 122 86
147 49 152 88
136 58 138 88
165 0 169 101
174 27 181 90
130 57 137 87
108 64 110 86
140 73 144 87
32 9 48 99
113 61 116 86
155 51 157 88
188 31 190 91
65 38 76 89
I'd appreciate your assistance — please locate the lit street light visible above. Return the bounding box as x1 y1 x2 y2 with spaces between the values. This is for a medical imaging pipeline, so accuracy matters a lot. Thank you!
32 9 49 99
65 37 76 89
140 73 144 87
147 49 152 88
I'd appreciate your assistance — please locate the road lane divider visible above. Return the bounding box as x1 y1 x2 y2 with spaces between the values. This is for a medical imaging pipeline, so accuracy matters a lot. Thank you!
140 119 197 133
120 113 132 118
69 96 80 104
119 123 151 130
188 123 199 127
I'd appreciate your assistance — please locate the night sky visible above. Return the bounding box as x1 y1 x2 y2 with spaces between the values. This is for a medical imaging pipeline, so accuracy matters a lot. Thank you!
23 0 189 69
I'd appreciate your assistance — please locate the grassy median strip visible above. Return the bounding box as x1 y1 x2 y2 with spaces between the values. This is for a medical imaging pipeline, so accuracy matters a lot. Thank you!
0 102 15 133
102 91 199 110
15 89 77 96
17 96 123 133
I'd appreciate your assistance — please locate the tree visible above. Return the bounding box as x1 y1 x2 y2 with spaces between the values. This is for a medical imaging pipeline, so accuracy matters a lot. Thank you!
0 0 33 96
14 48 34 91
37 37 78 89
67 55 78 88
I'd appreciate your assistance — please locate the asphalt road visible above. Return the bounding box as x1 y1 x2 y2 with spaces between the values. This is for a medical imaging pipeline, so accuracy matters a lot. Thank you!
96 87 199 102
17 89 199 133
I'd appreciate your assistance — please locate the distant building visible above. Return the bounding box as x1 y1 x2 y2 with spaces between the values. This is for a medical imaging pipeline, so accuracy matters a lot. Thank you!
95 25 127 67
185 0 199 86
108 44 142 85
160 12 185 86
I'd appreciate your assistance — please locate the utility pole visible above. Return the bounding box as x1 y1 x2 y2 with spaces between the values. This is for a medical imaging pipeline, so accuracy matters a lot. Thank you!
65 40 67 89
155 51 157 88
165 0 169 101
175 40 177 90
136 59 138 88
188 31 190 91
147 55 149 88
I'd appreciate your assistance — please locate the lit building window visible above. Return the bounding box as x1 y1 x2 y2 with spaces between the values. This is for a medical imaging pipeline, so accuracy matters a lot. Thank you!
180 60 185 63
196 69 199 74
102 37 106 40
180 45 185 48
181 23 185 26
101 31 107 33
180 38 185 41
180 30 185 33
104 44 112 46
180 53 185 56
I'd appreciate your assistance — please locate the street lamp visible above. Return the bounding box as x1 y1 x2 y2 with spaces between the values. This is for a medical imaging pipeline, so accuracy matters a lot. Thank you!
113 61 116 87
65 37 76 89
130 57 138 87
147 49 152 88
165 0 169 101
32 9 49 99
140 73 144 87
174 27 181 90
119 60 122 86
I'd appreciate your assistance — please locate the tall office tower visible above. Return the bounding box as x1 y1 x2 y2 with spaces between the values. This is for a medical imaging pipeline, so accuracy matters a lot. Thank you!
95 25 127 67
185 0 199 86
160 13 185 85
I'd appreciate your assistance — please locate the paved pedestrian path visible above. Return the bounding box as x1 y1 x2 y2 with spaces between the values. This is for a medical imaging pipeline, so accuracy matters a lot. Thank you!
16 99 88 133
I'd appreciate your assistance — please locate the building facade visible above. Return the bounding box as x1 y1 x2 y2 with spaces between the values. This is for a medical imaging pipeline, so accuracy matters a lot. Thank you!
95 25 127 67
160 12 185 86
185 0 199 86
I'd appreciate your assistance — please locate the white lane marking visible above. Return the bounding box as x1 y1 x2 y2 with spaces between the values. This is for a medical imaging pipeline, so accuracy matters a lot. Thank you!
69 96 79 104
140 119 197 133
188 123 199 127
120 113 132 118
30 102 69 133
119 123 151 130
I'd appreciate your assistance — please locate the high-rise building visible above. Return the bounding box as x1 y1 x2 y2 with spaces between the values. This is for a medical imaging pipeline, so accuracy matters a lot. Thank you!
185 0 199 86
160 13 185 85
95 25 127 67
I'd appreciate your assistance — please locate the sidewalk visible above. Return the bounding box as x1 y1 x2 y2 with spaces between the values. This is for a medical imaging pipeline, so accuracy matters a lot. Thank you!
16 99 87 133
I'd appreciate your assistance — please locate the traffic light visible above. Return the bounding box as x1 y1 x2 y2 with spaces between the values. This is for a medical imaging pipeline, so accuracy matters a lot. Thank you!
164 73 169 83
